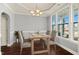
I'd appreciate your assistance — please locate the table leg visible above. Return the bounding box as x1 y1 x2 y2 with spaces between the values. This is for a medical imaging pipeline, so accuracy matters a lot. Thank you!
31 40 34 55
47 38 50 54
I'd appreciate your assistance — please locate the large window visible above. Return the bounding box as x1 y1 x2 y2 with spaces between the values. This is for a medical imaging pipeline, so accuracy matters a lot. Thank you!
57 8 69 38
52 4 79 41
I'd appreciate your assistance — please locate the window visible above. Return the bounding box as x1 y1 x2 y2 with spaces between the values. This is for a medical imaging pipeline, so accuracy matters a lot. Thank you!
73 9 79 41
58 16 62 36
52 15 56 31
62 15 69 38
57 7 69 38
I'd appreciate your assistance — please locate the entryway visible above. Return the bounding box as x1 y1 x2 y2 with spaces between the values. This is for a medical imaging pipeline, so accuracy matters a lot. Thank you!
1 12 9 46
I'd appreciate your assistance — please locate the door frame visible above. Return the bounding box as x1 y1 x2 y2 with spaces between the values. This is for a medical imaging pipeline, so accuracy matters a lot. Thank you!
1 12 10 46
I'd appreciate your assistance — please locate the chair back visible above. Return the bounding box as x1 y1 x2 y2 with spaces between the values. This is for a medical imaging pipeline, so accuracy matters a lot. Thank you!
18 31 24 46
21 31 25 40
51 31 56 41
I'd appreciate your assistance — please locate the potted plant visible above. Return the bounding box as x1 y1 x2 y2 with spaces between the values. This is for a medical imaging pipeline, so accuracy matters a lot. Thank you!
14 31 19 43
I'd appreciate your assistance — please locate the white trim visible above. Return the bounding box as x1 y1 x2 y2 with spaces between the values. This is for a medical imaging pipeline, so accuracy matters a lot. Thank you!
57 4 69 14
56 36 79 55
7 41 15 47
51 4 69 16
16 3 59 16
69 4 74 40
14 11 48 17
56 13 58 36
77 4 79 54
1 12 10 46
18 4 30 11
57 36 78 44
3 3 14 13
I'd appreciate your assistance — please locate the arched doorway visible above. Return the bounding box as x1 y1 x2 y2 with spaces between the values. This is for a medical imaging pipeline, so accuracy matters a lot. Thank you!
1 12 10 46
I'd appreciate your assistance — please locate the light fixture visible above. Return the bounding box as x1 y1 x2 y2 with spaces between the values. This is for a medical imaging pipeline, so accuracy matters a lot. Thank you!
30 9 43 16
30 4 43 16
27 3 55 16
19 3 55 16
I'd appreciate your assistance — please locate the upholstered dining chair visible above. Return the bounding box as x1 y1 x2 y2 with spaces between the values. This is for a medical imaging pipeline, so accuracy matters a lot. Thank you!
46 30 57 54
50 30 57 54
21 31 31 42
18 31 31 54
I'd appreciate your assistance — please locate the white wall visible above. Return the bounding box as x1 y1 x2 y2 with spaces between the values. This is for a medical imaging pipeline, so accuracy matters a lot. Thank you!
14 14 48 32
47 16 52 31
0 4 14 47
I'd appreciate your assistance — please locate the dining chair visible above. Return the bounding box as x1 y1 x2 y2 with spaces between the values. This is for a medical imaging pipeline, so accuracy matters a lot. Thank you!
18 31 31 54
21 31 31 42
50 31 57 54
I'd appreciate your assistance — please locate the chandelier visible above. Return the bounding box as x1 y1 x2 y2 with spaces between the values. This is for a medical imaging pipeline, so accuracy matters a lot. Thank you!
30 4 43 16
29 3 55 16
30 9 43 16
18 3 55 16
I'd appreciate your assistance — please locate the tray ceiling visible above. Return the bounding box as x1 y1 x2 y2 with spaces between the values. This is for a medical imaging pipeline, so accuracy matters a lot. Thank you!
5 3 66 17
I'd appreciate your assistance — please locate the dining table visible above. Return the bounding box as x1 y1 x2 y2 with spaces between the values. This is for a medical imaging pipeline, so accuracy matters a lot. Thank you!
29 34 51 55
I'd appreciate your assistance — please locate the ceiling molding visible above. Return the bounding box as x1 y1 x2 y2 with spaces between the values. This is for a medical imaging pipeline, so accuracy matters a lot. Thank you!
13 3 58 17
5 3 74 17
18 3 56 12
43 3 58 12
40 4 56 11
17 3 30 11
50 4 69 16
3 3 15 13
46 4 64 16
13 11 47 17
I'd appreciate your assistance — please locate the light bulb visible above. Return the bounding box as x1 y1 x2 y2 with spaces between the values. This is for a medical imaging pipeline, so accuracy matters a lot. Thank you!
40 12 43 15
32 13 35 16
36 9 40 13
36 14 40 16
30 10 34 14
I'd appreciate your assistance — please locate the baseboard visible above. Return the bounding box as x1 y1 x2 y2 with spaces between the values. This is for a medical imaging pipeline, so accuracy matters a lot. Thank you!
7 43 13 47
7 41 16 47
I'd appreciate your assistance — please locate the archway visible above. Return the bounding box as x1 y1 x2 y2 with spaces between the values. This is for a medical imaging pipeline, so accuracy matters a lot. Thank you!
1 12 10 46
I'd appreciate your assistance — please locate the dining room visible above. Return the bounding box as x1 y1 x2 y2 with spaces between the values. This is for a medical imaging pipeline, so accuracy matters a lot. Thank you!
0 3 79 55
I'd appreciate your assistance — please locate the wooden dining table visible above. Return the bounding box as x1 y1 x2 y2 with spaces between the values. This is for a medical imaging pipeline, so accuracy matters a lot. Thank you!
29 34 51 55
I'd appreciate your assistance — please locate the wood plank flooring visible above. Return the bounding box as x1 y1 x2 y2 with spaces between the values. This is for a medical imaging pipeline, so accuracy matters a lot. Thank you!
1 42 73 55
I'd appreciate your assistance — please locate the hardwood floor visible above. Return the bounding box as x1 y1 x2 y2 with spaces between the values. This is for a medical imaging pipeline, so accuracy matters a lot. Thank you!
1 42 73 55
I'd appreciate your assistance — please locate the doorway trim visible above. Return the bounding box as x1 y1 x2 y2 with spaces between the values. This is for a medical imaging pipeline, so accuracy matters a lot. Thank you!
1 12 10 46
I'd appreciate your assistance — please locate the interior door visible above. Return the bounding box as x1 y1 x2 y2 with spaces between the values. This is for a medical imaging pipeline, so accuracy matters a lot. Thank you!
1 14 8 46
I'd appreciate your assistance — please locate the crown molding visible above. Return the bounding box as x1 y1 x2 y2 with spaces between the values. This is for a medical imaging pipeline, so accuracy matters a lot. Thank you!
3 3 70 17
3 3 15 14
18 3 57 12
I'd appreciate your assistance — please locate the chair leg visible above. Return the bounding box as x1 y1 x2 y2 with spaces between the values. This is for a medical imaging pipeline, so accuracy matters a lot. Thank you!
42 40 45 49
20 47 22 55
54 44 56 54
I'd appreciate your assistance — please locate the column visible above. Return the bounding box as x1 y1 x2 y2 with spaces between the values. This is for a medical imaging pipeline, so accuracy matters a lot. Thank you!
56 13 58 36
69 3 74 40
77 4 79 54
